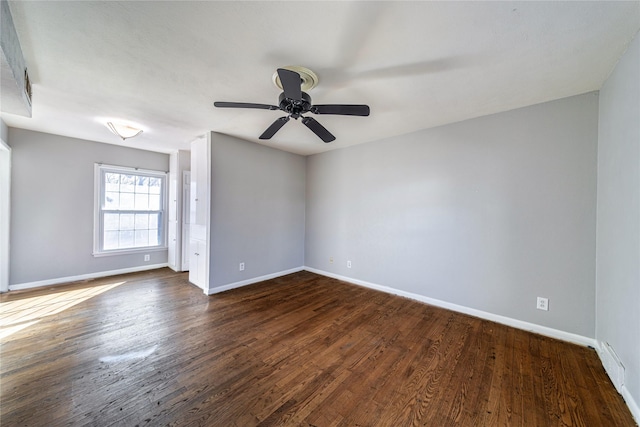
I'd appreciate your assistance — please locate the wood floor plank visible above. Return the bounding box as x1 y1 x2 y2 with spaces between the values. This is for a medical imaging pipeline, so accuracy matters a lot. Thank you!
0 269 636 426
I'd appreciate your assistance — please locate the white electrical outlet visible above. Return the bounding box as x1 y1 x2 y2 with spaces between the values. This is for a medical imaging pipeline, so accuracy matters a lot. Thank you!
347 260 352 268
239 262 245 271
144 254 150 262
536 297 549 311
329 257 334 264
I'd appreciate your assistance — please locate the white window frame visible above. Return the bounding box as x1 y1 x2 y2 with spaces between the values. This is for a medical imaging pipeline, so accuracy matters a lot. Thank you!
93 163 168 257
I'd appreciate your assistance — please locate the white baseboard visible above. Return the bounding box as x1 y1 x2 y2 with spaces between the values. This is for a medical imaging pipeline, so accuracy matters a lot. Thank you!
622 386 640 424
9 263 169 291
304 267 596 348
595 341 640 424
206 266 305 295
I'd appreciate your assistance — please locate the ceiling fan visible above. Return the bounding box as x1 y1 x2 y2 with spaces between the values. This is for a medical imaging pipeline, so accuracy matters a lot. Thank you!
214 68 370 143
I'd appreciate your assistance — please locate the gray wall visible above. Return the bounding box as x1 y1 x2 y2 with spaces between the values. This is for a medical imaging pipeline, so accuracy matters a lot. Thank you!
306 92 598 337
9 128 169 285
596 33 640 406
209 132 305 288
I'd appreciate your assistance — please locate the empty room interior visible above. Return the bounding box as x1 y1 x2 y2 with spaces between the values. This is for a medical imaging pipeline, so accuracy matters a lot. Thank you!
1 1 639 425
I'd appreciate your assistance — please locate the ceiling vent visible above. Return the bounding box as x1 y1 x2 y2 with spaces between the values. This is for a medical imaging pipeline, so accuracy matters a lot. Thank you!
1 0 32 117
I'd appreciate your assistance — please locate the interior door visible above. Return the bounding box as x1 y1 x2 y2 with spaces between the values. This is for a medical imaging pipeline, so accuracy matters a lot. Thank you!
181 171 191 271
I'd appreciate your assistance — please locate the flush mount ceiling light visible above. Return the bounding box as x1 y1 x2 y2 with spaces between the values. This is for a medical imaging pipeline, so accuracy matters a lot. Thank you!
106 121 143 140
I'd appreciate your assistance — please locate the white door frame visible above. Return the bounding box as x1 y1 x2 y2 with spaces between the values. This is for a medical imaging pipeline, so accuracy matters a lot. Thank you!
0 139 11 293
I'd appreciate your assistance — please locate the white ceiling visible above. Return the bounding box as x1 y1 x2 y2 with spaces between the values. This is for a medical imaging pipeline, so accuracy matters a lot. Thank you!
2 1 639 156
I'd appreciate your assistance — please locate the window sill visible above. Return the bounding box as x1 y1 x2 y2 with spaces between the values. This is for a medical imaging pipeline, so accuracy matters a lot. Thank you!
92 246 167 258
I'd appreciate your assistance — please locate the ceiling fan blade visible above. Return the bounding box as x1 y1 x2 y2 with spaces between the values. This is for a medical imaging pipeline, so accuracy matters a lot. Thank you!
277 68 302 101
301 117 335 143
312 104 370 116
259 116 290 140
214 102 278 110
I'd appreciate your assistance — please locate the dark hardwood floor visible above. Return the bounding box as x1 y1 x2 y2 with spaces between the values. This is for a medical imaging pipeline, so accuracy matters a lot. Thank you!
0 269 635 426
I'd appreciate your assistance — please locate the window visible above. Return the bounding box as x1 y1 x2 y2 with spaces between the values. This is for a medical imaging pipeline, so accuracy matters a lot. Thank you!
94 164 167 256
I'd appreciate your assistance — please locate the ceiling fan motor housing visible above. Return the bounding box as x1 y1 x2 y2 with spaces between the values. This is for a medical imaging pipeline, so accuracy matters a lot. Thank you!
279 92 312 119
